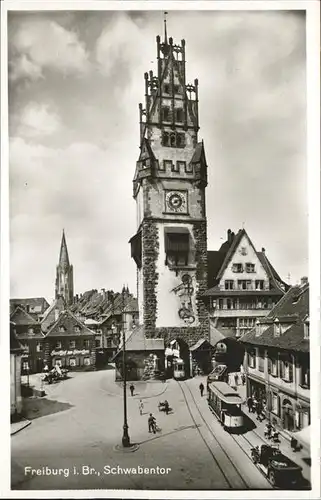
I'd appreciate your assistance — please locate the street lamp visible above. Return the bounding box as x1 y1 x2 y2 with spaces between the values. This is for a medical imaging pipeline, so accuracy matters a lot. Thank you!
121 286 131 447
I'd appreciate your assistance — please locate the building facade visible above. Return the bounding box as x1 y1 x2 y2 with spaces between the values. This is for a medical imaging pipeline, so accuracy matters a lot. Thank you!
240 279 310 433
10 305 46 374
204 229 288 339
130 26 209 358
44 310 96 369
10 322 24 420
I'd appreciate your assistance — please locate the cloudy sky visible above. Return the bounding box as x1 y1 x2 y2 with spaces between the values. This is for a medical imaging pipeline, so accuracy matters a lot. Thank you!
8 9 307 302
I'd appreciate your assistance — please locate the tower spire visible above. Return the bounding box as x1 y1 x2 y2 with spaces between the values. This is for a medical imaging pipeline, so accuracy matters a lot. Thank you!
164 11 168 45
59 229 70 271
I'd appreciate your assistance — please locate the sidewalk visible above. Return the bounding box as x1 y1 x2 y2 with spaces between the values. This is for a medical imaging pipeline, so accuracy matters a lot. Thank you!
236 383 311 484
11 418 31 435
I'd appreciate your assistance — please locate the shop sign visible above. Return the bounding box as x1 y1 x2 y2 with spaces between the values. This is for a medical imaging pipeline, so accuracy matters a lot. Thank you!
51 349 90 356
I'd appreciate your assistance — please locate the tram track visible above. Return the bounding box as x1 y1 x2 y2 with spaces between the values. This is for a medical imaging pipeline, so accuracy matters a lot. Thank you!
178 380 251 490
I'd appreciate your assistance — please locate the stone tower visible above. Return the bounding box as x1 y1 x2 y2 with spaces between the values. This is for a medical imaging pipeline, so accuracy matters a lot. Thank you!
55 230 74 305
130 24 209 349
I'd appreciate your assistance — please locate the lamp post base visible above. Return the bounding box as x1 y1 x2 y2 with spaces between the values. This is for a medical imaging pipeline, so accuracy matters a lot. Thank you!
122 424 130 447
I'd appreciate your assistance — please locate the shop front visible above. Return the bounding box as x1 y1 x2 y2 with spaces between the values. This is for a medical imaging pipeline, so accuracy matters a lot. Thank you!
247 375 266 402
51 349 94 369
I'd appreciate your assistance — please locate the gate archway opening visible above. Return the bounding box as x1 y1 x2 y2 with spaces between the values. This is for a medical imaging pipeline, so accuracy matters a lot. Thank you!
165 338 191 379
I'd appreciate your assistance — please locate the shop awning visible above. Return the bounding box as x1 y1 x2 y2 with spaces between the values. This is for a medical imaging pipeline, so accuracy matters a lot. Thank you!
291 425 310 448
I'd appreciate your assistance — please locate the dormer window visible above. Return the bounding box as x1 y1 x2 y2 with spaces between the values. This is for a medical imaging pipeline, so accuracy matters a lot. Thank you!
274 318 281 337
245 263 255 273
27 327 34 335
163 83 170 94
74 325 80 333
232 263 243 273
59 326 65 333
163 160 173 171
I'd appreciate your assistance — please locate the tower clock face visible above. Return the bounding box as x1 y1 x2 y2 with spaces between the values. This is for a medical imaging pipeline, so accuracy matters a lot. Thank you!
165 191 187 213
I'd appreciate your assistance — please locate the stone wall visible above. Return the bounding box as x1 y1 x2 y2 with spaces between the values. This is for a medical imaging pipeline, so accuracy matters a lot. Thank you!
142 220 159 338
193 220 210 340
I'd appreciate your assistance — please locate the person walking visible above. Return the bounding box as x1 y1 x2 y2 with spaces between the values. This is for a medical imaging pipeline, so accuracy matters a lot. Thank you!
241 373 246 385
148 413 156 434
247 396 253 413
199 382 204 397
129 384 135 396
139 399 144 416
164 400 170 415
256 400 263 421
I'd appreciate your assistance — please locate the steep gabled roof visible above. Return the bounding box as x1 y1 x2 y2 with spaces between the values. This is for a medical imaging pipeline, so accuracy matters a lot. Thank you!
41 296 66 333
10 305 39 325
205 228 288 295
216 229 251 280
113 325 164 358
45 309 95 337
240 283 309 352
10 297 49 314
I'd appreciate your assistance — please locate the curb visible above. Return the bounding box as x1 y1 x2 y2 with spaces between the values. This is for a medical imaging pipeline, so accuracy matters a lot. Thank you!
11 419 32 436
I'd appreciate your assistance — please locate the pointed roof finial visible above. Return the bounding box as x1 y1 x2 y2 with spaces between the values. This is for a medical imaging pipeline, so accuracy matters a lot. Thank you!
164 11 168 44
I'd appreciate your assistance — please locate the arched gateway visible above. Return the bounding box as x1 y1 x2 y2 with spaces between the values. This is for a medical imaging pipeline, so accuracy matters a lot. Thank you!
129 27 210 371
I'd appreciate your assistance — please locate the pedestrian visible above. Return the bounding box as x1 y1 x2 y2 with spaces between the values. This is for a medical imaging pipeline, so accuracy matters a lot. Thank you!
241 373 246 385
164 400 170 415
148 413 156 434
256 401 263 421
247 396 253 413
234 373 239 386
130 384 135 396
199 382 204 397
43 364 49 373
139 399 144 416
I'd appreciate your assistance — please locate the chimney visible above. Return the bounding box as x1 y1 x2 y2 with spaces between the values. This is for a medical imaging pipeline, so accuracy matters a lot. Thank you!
54 309 59 321
75 294 79 303
101 288 106 300
227 229 232 243
262 247 265 253
301 276 308 286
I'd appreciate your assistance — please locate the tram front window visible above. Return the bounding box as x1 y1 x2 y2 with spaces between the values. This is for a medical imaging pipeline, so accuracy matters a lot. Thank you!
223 404 242 417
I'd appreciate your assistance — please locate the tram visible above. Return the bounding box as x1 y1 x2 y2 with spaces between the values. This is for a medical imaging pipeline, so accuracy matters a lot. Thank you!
207 381 245 433
173 358 186 380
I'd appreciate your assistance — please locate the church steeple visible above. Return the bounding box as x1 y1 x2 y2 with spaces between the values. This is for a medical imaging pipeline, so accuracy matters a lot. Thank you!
55 230 74 305
59 229 70 271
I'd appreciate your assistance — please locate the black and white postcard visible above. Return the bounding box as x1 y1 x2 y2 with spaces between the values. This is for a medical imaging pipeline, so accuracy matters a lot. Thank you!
1 1 320 498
